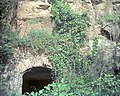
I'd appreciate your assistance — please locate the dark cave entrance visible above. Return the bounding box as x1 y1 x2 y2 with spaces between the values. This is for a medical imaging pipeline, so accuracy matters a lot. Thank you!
22 67 52 94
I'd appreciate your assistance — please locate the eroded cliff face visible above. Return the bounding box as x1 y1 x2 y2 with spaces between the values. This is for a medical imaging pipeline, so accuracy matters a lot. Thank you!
67 0 113 39
16 0 119 39
68 0 120 71
3 0 120 94
17 0 53 36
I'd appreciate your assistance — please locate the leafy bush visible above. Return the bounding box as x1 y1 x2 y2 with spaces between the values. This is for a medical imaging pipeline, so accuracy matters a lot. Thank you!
1 0 119 96
51 1 89 44
0 22 20 96
18 29 55 55
20 1 119 96
100 12 120 23
0 25 19 71
23 78 97 96
0 0 20 95
23 74 120 96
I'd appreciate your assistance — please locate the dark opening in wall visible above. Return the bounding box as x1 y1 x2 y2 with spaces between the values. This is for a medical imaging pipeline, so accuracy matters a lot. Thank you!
22 67 52 94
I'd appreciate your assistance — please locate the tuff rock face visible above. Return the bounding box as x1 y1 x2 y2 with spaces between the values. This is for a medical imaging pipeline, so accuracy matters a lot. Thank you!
3 51 52 93
3 0 120 94
17 0 53 36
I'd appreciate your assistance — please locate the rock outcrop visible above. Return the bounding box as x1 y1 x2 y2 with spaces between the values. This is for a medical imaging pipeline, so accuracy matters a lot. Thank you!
3 0 120 94
17 0 53 36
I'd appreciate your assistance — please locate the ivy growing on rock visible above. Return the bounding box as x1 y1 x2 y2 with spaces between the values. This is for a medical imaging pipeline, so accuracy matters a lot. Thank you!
51 1 89 44
1 0 120 96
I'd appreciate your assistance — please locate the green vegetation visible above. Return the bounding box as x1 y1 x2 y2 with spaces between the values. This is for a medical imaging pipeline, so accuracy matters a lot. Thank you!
51 1 89 44
100 12 120 23
18 28 54 55
1 0 120 96
0 0 20 96
25 17 42 24
0 0 19 72
22 1 119 96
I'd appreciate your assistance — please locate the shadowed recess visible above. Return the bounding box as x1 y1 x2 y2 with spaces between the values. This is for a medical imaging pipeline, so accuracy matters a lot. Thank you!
22 67 52 94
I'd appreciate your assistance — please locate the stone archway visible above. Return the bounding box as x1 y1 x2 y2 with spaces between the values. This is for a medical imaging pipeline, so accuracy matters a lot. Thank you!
5 53 52 94
22 67 52 94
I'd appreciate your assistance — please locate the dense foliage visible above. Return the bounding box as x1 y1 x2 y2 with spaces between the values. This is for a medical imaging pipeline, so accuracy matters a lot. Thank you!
0 0 20 96
0 0 19 72
51 1 89 44
1 0 120 96
22 1 119 96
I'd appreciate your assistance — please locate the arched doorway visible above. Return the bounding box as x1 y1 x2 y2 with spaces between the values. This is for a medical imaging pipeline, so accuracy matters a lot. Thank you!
22 67 52 94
